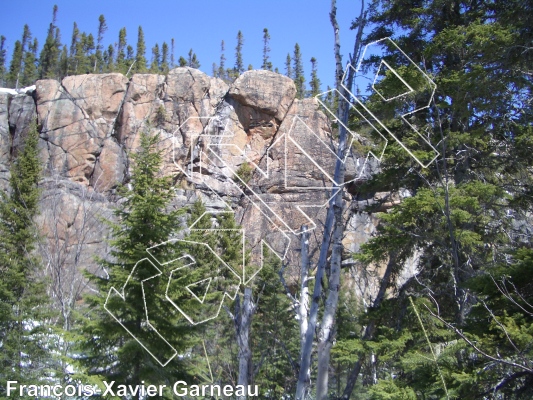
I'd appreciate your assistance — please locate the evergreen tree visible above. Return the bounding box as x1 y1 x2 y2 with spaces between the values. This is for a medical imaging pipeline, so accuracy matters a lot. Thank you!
68 22 79 75
234 30 244 76
293 43 305 98
170 38 175 68
0 36 6 86
116 27 127 73
21 24 31 54
187 48 200 69
0 121 56 394
262 28 272 71
218 40 226 79
79 126 193 395
39 5 60 79
104 44 114 72
58 44 68 79
126 45 134 65
83 33 96 74
20 38 38 87
150 43 160 73
94 14 107 72
7 41 23 88
178 56 187 67
285 53 292 78
334 1 533 398
134 25 147 73
161 42 169 74
309 57 321 97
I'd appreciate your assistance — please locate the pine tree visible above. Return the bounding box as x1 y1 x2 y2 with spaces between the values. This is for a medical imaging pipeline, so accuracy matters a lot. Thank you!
79 126 193 395
293 43 305 98
21 38 38 87
0 121 56 393
0 36 6 86
134 26 147 73
309 57 321 97
262 28 272 71
94 14 107 72
285 53 292 78
58 45 68 79
161 42 169 74
21 25 31 54
116 27 127 73
171 38 175 68
187 49 200 69
150 43 160 73
83 33 96 74
39 5 60 79
218 40 226 79
7 41 23 88
178 56 187 67
68 22 79 75
234 30 244 76
104 44 114 72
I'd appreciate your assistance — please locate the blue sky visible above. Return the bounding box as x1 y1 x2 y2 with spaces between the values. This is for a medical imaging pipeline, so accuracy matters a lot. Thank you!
1 0 364 90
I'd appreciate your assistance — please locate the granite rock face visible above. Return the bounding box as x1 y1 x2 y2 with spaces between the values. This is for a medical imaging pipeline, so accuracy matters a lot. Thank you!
2 68 381 288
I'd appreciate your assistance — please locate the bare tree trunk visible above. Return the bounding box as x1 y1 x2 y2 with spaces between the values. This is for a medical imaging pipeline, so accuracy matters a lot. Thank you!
236 287 254 400
298 226 311 386
316 204 344 399
295 1 367 399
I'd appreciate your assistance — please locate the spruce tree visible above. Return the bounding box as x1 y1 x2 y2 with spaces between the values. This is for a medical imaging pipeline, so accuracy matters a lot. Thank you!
234 30 244 76
94 14 107 72
104 44 114 72
39 5 60 79
150 43 160 73
171 38 175 68
293 43 305 98
21 38 38 87
161 42 169 74
285 53 292 78
178 56 187 67
262 28 272 71
218 40 226 79
7 41 23 88
134 26 147 73
0 121 55 393
68 22 79 75
187 49 200 69
309 57 321 96
79 126 193 395
116 27 127 73
0 36 6 86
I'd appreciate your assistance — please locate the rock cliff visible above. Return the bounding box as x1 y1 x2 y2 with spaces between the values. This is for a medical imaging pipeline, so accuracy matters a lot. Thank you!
0 68 381 286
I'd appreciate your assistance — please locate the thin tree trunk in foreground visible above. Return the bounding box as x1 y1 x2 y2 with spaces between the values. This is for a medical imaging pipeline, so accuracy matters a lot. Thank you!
295 1 366 398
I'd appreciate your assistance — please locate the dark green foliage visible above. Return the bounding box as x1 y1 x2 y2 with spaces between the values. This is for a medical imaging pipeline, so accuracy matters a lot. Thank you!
262 28 272 71
20 38 38 86
234 30 244 76
135 26 147 73
161 42 169 73
116 27 127 74
7 41 23 87
39 5 60 79
187 48 200 69
293 43 305 98
79 126 193 389
0 121 56 394
150 43 160 73
343 0 533 398
0 35 6 85
309 57 320 97
285 53 292 78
